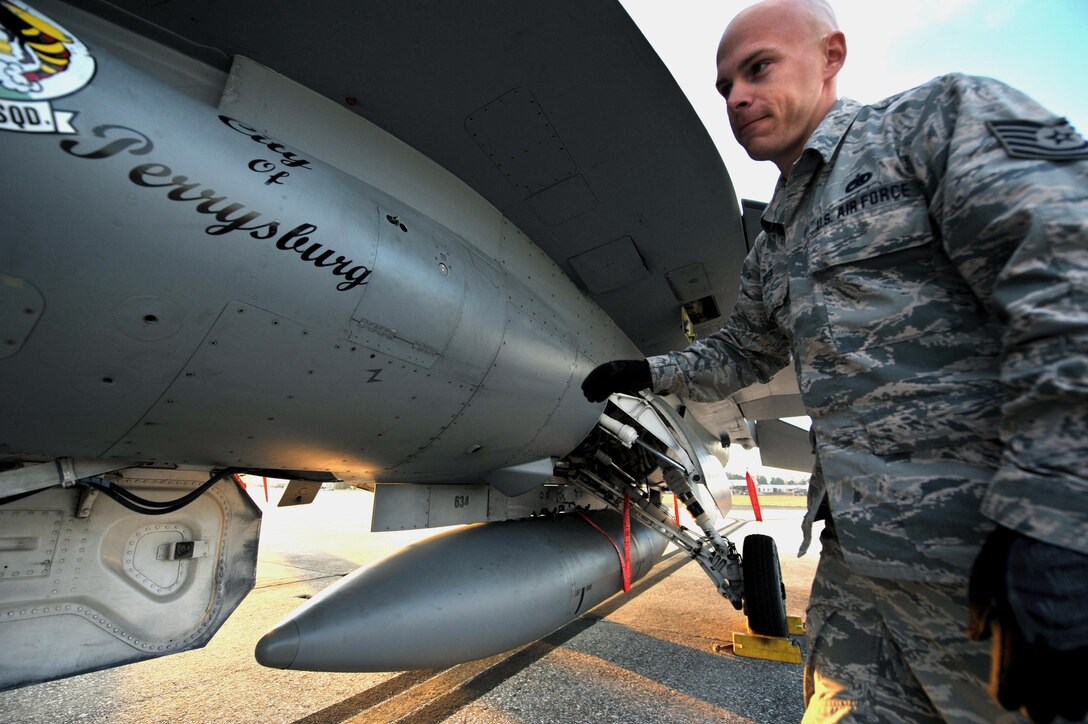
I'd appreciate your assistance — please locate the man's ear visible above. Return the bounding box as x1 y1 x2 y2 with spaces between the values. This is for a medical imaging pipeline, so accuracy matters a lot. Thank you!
824 30 846 79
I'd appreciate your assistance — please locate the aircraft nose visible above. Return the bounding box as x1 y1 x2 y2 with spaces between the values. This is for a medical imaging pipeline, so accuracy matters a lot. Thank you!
254 620 300 669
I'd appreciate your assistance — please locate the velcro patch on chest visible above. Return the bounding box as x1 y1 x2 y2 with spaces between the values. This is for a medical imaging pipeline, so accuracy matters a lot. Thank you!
986 118 1088 161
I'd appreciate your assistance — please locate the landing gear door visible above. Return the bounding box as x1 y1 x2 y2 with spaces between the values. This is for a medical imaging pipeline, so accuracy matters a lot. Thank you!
0 470 260 691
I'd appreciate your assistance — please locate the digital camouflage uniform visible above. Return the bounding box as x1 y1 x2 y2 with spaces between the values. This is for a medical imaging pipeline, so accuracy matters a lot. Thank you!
647 74 1088 722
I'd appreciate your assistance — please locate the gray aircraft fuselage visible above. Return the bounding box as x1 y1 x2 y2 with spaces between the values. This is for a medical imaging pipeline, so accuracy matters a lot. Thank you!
0 0 752 691
0 0 638 487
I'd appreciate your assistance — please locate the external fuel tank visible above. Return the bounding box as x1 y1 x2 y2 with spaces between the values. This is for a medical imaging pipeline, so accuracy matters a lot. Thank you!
256 509 666 671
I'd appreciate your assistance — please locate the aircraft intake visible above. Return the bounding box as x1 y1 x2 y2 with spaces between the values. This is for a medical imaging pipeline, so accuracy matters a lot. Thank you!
254 509 666 671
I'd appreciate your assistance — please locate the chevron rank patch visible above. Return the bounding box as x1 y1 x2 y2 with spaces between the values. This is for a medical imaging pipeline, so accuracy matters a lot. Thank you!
986 118 1088 160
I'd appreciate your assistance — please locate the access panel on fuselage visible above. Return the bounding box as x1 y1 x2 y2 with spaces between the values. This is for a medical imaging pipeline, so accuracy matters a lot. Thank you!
106 302 477 479
349 206 468 369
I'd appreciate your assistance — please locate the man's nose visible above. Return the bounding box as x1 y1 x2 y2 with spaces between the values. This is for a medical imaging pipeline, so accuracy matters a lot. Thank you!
729 83 752 111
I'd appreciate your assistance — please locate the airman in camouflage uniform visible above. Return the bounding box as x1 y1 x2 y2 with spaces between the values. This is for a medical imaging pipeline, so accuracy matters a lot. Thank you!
653 76 1088 583
581 0 1087 721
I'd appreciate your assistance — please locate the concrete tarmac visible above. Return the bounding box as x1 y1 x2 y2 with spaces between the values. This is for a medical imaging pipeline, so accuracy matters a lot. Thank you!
0 489 822 723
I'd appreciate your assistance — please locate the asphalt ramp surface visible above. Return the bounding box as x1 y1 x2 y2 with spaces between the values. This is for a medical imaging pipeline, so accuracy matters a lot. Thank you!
0 490 819 723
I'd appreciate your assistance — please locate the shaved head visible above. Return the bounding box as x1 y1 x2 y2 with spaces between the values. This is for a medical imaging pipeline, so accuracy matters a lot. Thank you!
714 0 846 174
719 0 839 64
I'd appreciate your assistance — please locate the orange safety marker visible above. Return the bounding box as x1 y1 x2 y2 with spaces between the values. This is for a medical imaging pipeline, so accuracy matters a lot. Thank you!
673 493 680 525
576 491 632 592
745 471 763 522
622 491 631 591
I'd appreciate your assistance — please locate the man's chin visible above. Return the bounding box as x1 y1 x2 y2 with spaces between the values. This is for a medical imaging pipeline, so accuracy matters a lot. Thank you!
740 141 773 162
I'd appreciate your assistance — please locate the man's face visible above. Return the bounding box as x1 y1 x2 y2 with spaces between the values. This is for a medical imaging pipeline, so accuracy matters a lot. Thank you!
716 7 830 172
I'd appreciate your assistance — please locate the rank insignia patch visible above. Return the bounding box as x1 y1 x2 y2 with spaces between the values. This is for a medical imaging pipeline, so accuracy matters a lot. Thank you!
986 118 1088 161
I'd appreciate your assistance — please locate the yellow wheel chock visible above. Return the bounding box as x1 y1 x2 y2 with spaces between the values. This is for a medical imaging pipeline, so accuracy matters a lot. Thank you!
721 615 805 663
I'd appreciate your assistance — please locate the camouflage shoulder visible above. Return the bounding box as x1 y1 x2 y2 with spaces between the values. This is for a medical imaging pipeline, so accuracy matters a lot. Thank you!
867 73 1040 117
866 73 968 112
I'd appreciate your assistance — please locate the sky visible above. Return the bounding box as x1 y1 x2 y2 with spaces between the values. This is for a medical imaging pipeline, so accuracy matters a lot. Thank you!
619 0 1088 480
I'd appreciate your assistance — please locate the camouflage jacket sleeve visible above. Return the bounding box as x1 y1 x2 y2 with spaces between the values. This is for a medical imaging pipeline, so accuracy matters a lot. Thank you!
647 235 792 402
907 75 1088 552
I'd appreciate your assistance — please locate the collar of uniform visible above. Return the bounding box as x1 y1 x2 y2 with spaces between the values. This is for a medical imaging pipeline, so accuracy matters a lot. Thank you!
804 97 862 163
762 174 791 229
762 97 862 230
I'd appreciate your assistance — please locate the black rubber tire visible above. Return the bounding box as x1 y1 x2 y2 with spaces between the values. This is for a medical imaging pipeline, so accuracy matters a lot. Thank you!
742 533 788 637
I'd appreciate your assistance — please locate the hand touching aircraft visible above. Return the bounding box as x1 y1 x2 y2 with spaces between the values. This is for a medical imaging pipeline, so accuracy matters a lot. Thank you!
0 0 808 689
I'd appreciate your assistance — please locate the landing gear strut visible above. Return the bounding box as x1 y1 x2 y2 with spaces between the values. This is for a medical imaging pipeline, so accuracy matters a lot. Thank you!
560 392 788 636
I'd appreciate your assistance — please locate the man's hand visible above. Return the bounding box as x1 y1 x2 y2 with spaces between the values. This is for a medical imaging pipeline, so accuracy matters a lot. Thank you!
967 526 1088 723
581 360 652 403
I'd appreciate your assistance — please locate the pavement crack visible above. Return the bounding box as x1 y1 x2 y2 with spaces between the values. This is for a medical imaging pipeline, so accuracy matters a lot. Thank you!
253 572 350 591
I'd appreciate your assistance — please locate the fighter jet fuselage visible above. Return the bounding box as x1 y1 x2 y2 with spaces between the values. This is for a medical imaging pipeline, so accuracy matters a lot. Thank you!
2 1 634 486
0 0 751 691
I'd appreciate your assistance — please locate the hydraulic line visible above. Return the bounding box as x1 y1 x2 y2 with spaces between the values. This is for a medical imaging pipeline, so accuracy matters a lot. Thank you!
80 468 241 515
0 468 241 514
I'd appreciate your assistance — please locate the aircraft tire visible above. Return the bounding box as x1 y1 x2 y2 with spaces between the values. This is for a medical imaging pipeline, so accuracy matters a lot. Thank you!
742 533 788 637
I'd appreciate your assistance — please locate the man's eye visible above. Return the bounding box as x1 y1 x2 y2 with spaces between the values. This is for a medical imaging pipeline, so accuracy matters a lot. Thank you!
718 82 732 99
751 60 770 76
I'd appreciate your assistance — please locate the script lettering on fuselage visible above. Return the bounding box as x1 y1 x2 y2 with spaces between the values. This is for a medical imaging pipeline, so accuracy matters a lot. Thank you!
220 115 313 186
59 124 372 291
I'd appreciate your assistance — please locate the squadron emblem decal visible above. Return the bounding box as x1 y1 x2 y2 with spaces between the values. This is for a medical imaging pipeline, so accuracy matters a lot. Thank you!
0 0 94 134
